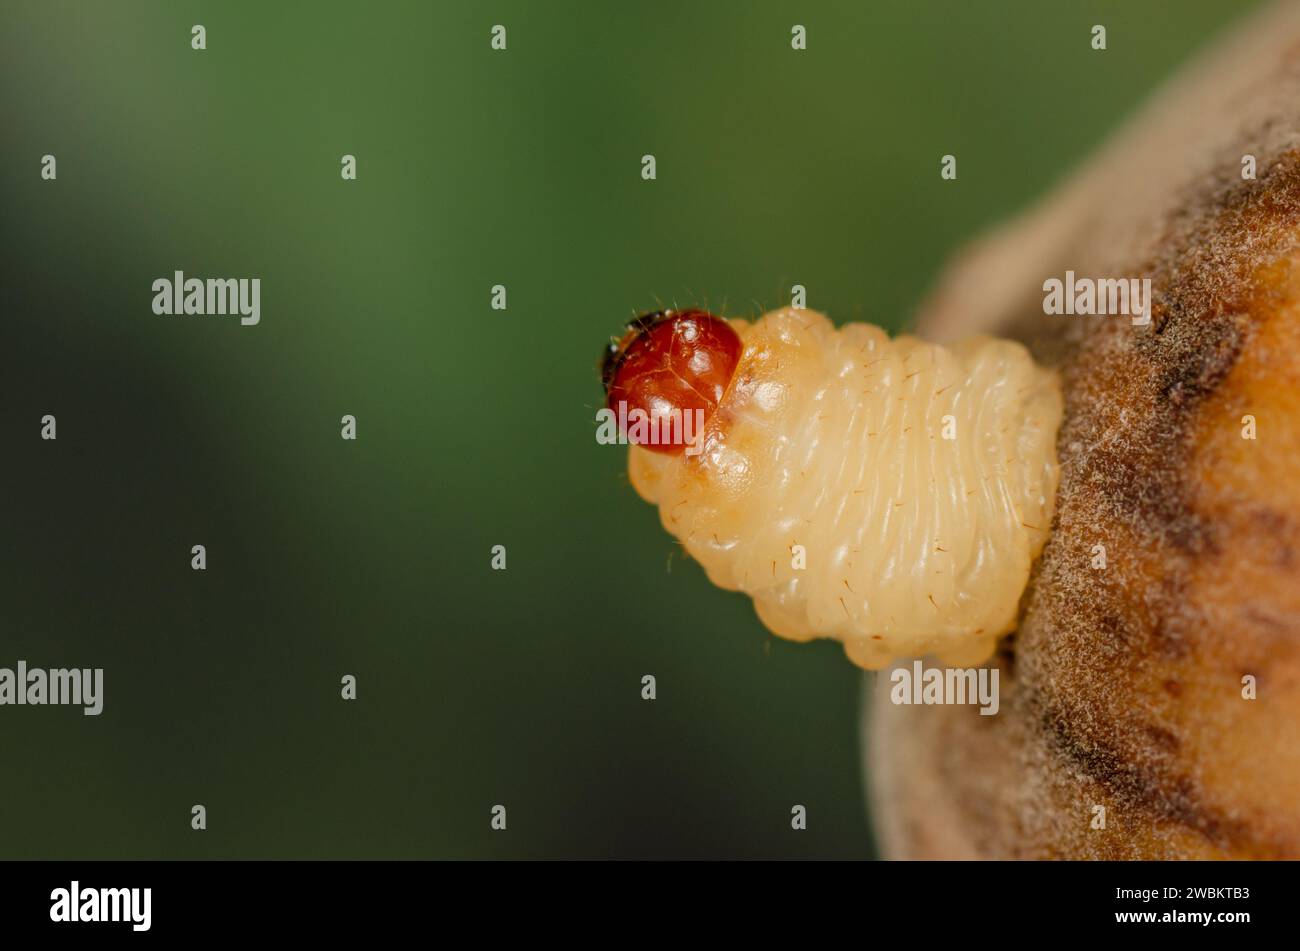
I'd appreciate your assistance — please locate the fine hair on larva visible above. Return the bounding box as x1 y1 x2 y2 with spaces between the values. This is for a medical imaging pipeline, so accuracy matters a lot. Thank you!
625 308 1063 669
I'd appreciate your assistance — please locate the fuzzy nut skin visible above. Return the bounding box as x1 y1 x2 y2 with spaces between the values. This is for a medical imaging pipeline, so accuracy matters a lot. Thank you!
868 0 1300 859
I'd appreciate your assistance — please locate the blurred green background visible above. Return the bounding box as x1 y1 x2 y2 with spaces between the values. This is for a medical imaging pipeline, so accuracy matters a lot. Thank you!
0 0 1264 858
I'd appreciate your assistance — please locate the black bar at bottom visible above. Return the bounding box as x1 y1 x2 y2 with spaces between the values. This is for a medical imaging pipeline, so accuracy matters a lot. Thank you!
0 859 1283 937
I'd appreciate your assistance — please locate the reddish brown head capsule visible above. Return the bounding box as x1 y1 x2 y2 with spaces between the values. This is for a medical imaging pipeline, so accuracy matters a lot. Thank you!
601 309 742 454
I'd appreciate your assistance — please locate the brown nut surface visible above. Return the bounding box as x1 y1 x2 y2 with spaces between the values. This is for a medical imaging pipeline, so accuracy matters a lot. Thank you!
868 0 1300 859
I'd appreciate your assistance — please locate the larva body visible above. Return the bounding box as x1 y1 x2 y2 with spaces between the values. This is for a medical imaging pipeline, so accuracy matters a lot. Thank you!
620 308 1063 669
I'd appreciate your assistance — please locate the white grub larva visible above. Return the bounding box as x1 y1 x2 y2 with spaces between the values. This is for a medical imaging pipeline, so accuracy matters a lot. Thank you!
602 307 1063 669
